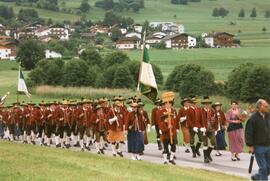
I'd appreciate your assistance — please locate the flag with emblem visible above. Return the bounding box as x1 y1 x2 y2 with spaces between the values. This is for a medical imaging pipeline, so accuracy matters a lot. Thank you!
137 45 158 102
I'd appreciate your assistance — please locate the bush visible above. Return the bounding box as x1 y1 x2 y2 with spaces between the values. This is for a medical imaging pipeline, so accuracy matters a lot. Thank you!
165 64 216 97
227 63 270 103
86 65 101 87
103 51 130 67
79 48 102 66
63 59 89 87
17 40 45 70
227 63 254 100
112 65 134 88
28 59 64 86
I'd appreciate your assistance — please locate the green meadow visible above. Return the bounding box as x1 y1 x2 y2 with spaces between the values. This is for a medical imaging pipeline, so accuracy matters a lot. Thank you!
0 141 246 181
127 47 270 80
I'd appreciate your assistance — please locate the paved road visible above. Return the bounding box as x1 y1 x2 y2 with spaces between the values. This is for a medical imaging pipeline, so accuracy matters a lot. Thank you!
66 142 257 179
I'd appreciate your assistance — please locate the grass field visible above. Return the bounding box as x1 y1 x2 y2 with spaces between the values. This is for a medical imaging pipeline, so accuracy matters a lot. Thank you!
0 140 246 181
126 47 270 80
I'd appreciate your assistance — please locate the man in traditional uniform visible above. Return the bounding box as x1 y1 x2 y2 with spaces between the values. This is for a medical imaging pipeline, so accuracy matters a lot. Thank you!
91 104 108 154
187 96 203 158
138 102 150 146
38 101 47 145
201 96 218 163
62 100 73 149
73 101 86 151
82 100 93 151
53 102 64 148
107 100 125 157
43 102 53 146
158 92 179 165
177 98 191 153
151 98 163 150
28 104 42 144
0 105 7 139
22 103 31 143
8 102 22 141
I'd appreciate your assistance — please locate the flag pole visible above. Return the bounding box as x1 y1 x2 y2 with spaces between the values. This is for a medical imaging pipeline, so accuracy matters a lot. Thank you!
136 30 147 97
17 64 20 103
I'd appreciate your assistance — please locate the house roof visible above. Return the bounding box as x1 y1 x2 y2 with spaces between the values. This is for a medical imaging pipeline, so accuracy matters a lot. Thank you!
213 32 234 37
116 37 140 44
163 33 189 40
80 33 95 37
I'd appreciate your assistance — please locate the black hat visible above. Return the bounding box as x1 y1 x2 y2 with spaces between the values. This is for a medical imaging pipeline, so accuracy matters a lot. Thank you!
231 100 239 105
201 96 212 104
181 97 190 106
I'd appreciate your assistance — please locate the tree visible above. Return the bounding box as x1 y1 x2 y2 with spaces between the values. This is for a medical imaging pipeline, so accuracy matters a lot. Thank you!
104 51 130 67
63 60 89 87
131 3 140 13
240 66 270 103
262 27 267 33
80 0 90 13
96 65 117 88
238 8 245 18
103 11 121 26
227 63 255 100
28 59 64 86
112 65 134 88
80 48 102 66
265 10 270 18
165 64 216 97
219 7 229 18
0 5 14 19
86 65 101 86
179 0 188 5
17 40 45 70
18 8 40 23
110 27 122 41
212 8 219 17
47 18 53 26
171 0 179 4
250 8 257 18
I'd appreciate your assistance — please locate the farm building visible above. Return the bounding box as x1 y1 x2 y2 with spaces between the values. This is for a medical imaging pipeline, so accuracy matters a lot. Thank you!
204 32 235 48
45 50 62 59
116 37 140 50
164 33 196 49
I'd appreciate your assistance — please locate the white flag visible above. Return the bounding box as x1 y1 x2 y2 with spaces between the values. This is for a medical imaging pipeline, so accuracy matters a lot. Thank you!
18 68 31 98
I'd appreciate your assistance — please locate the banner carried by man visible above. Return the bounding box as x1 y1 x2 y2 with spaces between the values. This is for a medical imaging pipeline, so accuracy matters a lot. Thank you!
18 67 31 98
137 41 158 103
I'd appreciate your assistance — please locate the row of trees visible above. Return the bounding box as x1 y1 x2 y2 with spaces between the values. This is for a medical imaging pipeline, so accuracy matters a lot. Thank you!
212 7 229 18
27 49 163 89
27 50 270 103
165 63 270 103
95 0 144 12
212 7 270 18
171 0 201 5
0 5 44 24
238 8 257 18
13 0 60 11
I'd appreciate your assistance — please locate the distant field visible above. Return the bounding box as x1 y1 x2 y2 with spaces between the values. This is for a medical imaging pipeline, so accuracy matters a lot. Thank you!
126 47 270 80
0 0 270 46
0 141 246 181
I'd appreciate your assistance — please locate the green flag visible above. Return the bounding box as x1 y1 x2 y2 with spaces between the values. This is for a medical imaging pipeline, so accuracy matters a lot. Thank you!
137 47 158 102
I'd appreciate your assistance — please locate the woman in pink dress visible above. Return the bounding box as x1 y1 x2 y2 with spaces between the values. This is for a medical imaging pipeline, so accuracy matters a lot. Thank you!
226 100 247 161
